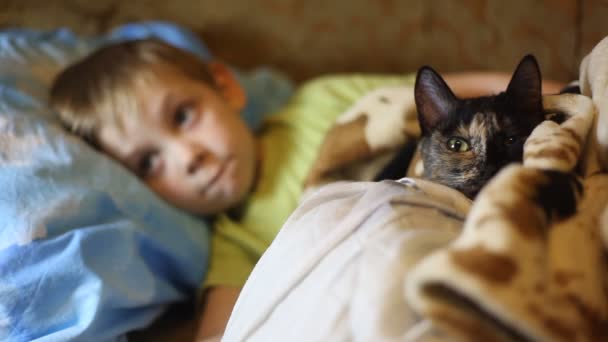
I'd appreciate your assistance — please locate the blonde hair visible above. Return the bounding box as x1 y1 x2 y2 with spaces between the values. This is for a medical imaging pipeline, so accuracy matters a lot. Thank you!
49 38 215 140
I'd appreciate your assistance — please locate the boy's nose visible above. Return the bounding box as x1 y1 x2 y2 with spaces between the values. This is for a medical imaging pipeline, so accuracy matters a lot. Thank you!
187 151 207 175
171 141 209 176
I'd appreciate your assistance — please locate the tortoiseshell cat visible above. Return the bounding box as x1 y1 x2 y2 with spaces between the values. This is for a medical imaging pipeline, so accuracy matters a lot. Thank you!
415 55 545 198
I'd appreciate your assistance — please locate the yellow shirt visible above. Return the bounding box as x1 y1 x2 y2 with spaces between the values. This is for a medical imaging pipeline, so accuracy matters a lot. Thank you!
204 73 416 287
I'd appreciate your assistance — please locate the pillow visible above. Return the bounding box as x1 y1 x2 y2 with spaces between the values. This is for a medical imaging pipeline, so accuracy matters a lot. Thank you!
0 22 280 342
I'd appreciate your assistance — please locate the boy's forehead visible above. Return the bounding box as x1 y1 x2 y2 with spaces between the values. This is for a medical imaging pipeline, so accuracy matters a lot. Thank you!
96 69 182 156
97 88 155 157
97 64 214 158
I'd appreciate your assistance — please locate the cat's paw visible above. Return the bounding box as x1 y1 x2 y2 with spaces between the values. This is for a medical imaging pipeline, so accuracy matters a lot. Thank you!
535 170 583 222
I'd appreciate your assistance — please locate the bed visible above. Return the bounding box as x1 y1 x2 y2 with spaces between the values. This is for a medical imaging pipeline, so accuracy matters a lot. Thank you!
2 14 608 341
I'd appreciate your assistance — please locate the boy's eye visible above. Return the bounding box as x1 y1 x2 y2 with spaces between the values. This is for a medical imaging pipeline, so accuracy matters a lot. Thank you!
447 137 471 152
138 151 160 178
174 104 196 128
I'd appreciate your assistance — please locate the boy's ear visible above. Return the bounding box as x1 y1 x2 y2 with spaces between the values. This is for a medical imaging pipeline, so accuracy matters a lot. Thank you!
207 61 247 111
415 66 458 134
506 54 543 115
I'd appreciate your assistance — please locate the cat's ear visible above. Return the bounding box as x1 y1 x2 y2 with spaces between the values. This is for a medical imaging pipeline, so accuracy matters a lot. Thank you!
506 54 543 114
415 66 458 134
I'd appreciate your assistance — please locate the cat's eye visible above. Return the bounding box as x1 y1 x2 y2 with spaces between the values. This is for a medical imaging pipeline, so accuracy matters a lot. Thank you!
504 136 517 145
173 104 196 128
446 137 470 152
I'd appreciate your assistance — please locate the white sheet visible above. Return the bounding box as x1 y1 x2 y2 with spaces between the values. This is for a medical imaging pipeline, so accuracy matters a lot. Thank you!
223 178 471 342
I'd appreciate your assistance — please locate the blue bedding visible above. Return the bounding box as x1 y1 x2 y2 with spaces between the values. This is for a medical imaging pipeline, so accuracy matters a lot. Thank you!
0 22 293 341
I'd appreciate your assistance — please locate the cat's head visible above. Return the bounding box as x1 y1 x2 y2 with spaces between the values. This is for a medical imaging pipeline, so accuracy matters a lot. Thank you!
414 55 545 198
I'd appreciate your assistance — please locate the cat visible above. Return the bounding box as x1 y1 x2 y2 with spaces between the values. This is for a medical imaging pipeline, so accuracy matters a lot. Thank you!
414 55 546 198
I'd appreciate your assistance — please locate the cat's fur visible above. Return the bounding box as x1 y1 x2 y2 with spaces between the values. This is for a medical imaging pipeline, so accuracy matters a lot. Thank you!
415 55 545 198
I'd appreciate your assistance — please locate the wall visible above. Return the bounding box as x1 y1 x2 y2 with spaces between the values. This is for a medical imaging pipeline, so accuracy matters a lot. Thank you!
1 0 606 82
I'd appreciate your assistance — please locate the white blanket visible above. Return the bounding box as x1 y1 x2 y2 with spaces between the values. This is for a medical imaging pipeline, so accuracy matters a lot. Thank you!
224 179 470 341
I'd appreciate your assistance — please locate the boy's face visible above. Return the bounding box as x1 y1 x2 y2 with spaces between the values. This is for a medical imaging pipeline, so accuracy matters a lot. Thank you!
97 63 256 215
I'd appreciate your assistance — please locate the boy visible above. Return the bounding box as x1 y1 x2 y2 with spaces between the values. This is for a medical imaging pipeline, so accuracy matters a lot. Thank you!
50 38 565 339
51 38 361 339
50 38 262 339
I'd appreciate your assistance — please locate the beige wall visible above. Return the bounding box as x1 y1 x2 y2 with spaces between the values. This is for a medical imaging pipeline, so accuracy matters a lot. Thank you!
1 0 606 82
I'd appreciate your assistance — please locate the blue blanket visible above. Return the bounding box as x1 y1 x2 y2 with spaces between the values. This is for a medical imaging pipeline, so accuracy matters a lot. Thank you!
0 22 293 341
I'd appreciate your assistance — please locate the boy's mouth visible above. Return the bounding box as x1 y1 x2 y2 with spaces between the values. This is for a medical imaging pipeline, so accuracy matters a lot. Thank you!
199 156 234 195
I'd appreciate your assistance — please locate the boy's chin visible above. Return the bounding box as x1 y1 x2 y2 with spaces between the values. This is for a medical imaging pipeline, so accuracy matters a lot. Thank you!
190 193 248 216
187 174 254 216
190 200 233 216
